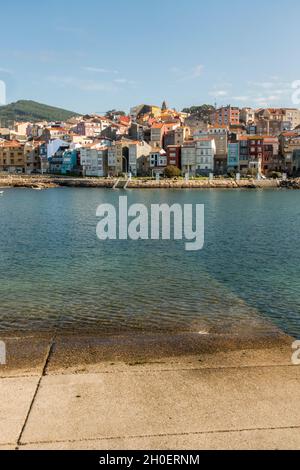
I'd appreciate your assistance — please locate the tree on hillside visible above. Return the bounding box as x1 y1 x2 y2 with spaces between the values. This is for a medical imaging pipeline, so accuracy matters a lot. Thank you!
105 109 126 120
182 104 215 122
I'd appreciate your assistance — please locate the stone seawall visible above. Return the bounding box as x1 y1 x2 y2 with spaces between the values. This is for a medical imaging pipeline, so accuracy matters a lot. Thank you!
0 175 284 190
127 179 280 189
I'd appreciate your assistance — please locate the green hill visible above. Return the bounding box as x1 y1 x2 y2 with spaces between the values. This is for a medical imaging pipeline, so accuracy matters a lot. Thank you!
0 100 80 126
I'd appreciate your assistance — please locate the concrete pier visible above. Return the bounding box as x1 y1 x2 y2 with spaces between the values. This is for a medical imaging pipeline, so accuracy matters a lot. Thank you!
0 332 299 450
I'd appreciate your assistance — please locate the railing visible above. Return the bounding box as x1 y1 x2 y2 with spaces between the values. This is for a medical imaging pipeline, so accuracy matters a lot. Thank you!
112 176 131 190
112 178 120 189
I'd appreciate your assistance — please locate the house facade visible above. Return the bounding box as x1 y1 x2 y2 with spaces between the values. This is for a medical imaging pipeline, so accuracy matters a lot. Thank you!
61 149 80 175
128 141 152 176
211 106 240 127
149 149 167 175
24 141 41 174
80 145 108 177
0 140 25 173
227 143 240 170
181 138 216 176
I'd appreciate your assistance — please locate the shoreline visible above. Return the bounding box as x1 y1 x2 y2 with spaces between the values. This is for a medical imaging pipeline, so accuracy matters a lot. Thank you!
0 328 294 376
1 329 299 450
0 174 292 190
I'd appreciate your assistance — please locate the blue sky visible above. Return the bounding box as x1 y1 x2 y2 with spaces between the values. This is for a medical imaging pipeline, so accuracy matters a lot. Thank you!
1 0 300 113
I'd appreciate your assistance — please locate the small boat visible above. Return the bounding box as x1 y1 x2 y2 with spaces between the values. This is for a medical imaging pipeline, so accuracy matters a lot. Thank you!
0 191 4 195
32 187 43 191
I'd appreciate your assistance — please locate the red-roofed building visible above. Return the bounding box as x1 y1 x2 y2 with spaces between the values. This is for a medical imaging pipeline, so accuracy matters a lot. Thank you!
119 116 131 126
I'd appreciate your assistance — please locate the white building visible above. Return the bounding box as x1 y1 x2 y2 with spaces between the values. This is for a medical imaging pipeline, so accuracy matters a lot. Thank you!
47 139 69 160
149 148 167 175
194 127 227 174
80 144 108 177
181 138 216 175
128 141 152 176
240 108 256 124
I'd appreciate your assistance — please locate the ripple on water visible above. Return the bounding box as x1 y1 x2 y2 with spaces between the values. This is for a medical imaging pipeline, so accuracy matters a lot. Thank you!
0 188 299 338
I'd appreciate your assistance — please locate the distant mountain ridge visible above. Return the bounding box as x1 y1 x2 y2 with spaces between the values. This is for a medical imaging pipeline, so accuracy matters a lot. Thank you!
0 100 80 126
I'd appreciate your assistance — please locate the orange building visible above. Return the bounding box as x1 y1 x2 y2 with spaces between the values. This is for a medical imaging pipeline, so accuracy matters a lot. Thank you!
211 106 240 127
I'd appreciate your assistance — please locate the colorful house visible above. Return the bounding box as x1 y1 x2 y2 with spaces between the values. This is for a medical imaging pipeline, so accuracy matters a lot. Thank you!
227 143 240 170
61 149 80 175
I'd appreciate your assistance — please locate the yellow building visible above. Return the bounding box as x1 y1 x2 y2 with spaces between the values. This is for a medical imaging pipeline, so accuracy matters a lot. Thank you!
0 140 25 173
130 104 161 120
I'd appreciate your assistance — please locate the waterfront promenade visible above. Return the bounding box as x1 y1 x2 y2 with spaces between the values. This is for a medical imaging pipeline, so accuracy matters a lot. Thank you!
0 332 299 450
0 174 284 190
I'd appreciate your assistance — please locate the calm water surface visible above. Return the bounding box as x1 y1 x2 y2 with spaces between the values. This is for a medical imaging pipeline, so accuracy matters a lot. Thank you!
0 188 299 337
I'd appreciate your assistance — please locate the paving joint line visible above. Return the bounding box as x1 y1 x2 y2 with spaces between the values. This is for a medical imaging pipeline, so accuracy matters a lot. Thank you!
0 362 296 380
44 362 297 377
17 424 300 447
16 336 56 447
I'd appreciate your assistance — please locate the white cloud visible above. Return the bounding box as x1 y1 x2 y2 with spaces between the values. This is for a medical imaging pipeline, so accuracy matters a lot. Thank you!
83 66 119 75
209 90 228 97
249 81 274 90
0 68 13 74
247 78 292 99
252 96 279 107
47 75 119 92
231 96 249 102
272 89 289 96
171 64 204 81
5 49 86 64
223 77 296 107
114 78 137 85
187 64 204 79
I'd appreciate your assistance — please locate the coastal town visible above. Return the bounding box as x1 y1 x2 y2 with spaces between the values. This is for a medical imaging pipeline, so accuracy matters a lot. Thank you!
1 102 300 180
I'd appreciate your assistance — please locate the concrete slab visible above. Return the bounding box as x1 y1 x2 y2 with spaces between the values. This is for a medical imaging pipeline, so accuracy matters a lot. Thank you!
21 365 300 445
19 427 300 450
0 376 39 445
